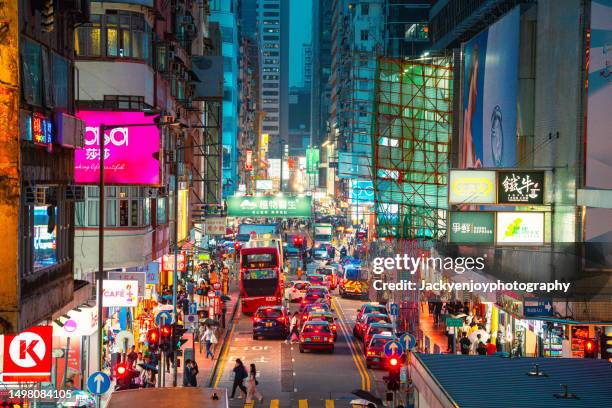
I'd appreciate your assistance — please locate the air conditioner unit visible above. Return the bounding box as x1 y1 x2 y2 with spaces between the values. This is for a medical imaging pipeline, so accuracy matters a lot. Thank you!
146 188 158 198
65 185 85 202
25 186 50 206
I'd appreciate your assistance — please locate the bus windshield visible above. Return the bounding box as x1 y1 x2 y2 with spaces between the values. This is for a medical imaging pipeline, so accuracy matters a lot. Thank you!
242 252 277 268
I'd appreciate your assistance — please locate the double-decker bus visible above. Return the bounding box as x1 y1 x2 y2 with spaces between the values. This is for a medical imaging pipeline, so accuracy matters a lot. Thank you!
239 239 284 314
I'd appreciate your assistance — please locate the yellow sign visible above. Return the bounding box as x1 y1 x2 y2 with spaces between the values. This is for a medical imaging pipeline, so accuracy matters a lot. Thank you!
449 170 496 204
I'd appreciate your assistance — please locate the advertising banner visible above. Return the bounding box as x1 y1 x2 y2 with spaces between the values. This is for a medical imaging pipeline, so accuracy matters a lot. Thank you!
306 148 320 174
205 217 227 235
497 170 544 204
449 170 496 204
226 195 312 217
495 212 544 245
102 280 139 307
74 111 160 185
162 253 186 272
461 7 519 168
245 149 253 171
108 271 146 295
351 180 375 204
586 0 612 188
255 179 274 191
448 211 495 243
146 262 159 284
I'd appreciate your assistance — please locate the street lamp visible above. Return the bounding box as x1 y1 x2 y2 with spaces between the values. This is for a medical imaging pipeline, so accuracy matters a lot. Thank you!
96 119 181 380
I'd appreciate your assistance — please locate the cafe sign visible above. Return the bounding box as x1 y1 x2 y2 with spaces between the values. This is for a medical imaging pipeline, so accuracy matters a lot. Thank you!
497 171 544 204
448 211 495 244
102 280 138 307
449 170 496 204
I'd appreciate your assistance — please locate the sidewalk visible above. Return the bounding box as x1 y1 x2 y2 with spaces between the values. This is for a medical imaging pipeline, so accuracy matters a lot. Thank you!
162 287 240 388
419 303 453 354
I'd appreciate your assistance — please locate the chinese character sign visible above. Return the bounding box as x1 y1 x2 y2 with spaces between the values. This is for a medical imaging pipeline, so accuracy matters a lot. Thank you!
226 195 312 217
495 212 544 245
245 150 253 171
497 171 544 204
448 212 495 243
74 111 160 185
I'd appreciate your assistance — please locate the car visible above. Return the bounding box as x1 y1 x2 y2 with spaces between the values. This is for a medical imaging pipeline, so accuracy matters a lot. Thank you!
300 286 331 311
365 333 396 369
356 303 389 322
316 266 338 289
299 321 335 353
363 322 395 346
306 273 326 287
304 311 337 340
312 245 329 260
300 303 332 324
284 280 311 302
252 306 289 339
354 313 391 339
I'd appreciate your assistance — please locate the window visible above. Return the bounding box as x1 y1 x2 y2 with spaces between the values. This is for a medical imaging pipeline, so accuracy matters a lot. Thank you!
265 28 280 33
361 3 369 15
157 197 167 225
263 35 279 41
263 3 279 9
360 30 369 41
263 43 279 49
22 39 43 106
264 58 279 65
263 67 279 73
80 186 151 227
33 206 58 270
224 88 232 101
263 98 278 104
221 27 233 43
264 12 279 17
75 13 151 60
265 107 279 112
263 20 279 25
263 126 278 131
263 83 279 88
222 145 232 169
263 90 278 96
52 54 69 109
263 51 279 57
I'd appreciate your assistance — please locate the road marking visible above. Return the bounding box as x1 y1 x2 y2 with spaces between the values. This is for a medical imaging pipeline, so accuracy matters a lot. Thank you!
213 321 237 387
244 402 254 408
333 297 371 391
270 400 280 408
298 400 308 408
325 400 335 408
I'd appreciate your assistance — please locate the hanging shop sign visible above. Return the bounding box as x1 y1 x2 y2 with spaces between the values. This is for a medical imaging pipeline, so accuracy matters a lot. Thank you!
448 211 495 244
523 298 553 317
306 148 320 174
495 212 544 245
31 112 53 150
102 280 139 307
52 305 98 337
146 262 160 284
497 170 544 204
162 253 186 272
226 195 312 217
74 110 160 185
449 170 496 204
108 271 146 295
205 217 227 235
245 150 253 171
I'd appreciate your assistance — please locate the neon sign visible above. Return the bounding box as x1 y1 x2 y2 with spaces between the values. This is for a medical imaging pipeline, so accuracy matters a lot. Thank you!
31 113 53 150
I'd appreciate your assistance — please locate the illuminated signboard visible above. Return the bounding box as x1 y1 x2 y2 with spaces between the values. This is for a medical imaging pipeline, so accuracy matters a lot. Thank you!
448 211 495 244
245 150 253 171
449 170 496 204
74 111 160 185
497 170 545 204
226 195 312 217
496 212 544 245
255 179 274 191
31 113 53 149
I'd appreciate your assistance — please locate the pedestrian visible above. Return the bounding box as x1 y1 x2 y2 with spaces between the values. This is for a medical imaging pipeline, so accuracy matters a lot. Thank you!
230 359 248 399
476 340 487 355
246 363 263 403
221 300 227 329
286 312 300 344
496 330 504 352
127 345 138 368
459 332 471 355
472 333 483 355
183 359 199 387
134 352 145 374
446 324 456 353
202 325 216 359
486 339 496 355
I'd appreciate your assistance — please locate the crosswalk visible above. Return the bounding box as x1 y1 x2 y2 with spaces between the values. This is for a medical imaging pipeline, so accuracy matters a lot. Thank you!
243 400 337 408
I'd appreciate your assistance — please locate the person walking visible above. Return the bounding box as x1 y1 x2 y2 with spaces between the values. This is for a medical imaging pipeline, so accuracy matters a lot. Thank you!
230 359 248 399
182 359 199 387
246 363 263 403
202 325 216 359
459 332 471 355
286 312 300 344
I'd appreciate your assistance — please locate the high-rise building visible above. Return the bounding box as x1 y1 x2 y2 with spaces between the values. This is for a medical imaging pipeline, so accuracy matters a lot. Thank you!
210 0 239 197
303 44 313 88
384 0 430 57
257 0 289 161
311 0 333 147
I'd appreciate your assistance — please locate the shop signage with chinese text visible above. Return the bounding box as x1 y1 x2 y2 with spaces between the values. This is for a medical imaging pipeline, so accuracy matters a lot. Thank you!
449 170 496 204
162 253 186 272
205 217 227 235
496 212 544 245
448 212 495 243
497 171 544 204
226 195 312 217
108 271 146 295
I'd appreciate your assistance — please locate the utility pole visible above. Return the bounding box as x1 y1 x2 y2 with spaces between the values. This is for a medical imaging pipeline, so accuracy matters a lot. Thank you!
97 124 105 373
172 133 181 387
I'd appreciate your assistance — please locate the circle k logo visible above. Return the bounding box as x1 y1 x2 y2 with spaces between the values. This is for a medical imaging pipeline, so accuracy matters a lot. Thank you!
8 331 47 368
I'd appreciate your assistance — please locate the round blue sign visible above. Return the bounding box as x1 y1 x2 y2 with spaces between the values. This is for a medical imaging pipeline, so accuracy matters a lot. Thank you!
155 311 173 326
399 333 416 351
87 371 111 395
383 340 404 357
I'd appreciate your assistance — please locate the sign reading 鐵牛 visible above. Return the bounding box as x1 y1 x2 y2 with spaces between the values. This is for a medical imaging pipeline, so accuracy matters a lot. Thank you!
448 211 495 244
226 195 312 217
497 170 544 204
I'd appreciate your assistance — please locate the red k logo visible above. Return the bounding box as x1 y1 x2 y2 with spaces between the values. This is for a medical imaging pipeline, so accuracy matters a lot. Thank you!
1 325 52 382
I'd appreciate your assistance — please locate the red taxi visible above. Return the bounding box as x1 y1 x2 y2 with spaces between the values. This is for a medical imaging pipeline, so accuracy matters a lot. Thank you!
315 266 338 290
365 333 396 369
363 322 395 346
356 303 388 322
304 311 337 340
354 313 391 339
299 321 335 353
306 274 326 287
300 286 331 311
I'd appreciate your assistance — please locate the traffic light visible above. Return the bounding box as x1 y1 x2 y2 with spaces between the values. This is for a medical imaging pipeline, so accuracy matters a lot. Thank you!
160 324 171 352
147 328 160 351
293 235 304 247
384 356 401 391
584 339 597 358
234 242 242 251
172 323 188 352
601 328 612 360
115 362 128 379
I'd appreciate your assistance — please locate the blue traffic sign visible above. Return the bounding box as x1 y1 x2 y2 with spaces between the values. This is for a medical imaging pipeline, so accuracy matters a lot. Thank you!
87 371 110 395
389 303 399 316
399 333 416 351
523 298 553 317
383 340 404 357
156 311 173 326
188 302 198 315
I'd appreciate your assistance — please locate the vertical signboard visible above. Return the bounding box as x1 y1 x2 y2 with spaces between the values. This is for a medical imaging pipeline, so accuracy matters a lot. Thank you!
306 148 320 174
586 0 612 188
245 149 253 171
461 7 519 168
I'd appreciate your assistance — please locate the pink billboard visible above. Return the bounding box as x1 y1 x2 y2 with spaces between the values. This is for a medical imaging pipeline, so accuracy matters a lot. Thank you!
75 111 160 185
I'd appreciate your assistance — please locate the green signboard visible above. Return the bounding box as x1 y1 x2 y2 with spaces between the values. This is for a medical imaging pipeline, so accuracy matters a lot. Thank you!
445 317 464 327
306 148 320 174
448 211 495 244
226 195 312 217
